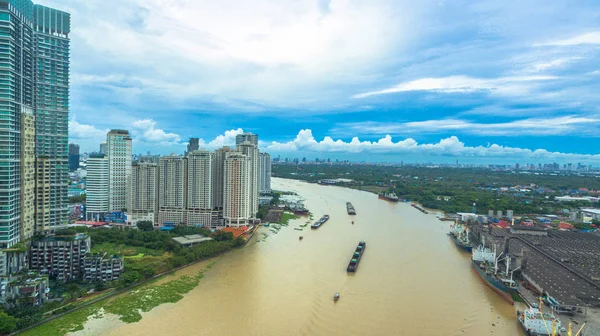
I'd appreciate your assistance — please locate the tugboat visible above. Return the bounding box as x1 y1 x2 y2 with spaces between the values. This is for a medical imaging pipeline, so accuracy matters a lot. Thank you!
347 241 366 272
311 215 330 229
333 292 340 302
471 242 519 304
517 297 567 335
448 221 473 252
378 192 399 202
346 202 356 215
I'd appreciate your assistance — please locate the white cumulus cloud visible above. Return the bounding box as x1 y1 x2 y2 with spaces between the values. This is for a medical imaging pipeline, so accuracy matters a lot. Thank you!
131 119 182 145
265 129 600 161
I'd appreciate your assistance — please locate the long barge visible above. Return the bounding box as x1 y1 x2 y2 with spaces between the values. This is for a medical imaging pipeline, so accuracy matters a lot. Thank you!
347 241 366 272
411 203 428 214
310 215 330 229
346 202 356 215
471 245 519 305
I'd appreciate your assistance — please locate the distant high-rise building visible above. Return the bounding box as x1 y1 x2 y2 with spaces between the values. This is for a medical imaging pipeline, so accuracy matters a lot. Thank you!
68 143 80 171
237 142 259 218
21 111 36 240
128 163 158 224
186 138 199 156
158 155 187 226
107 130 132 212
235 132 258 146
187 150 213 227
99 142 107 155
212 146 231 210
223 152 251 227
0 2 70 247
85 155 109 221
259 153 271 193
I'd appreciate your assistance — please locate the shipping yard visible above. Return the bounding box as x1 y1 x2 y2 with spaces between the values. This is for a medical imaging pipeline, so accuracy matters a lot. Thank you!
456 220 600 334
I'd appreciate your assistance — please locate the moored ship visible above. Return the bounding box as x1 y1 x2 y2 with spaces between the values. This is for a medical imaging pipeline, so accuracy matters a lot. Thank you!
378 192 399 202
347 241 366 272
346 202 356 215
517 298 565 336
448 222 472 252
471 245 519 305
311 215 330 229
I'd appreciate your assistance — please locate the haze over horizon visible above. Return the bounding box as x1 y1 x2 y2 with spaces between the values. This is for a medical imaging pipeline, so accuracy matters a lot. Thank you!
49 0 600 163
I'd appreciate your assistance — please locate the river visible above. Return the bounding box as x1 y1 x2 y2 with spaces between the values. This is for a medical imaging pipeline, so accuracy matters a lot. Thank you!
71 178 522 336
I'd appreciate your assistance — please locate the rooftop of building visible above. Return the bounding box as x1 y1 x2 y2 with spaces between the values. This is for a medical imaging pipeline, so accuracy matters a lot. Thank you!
33 232 89 242
222 226 250 238
172 234 213 246
582 208 600 215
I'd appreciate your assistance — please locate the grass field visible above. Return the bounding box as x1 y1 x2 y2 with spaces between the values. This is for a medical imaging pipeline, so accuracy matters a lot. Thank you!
91 242 163 257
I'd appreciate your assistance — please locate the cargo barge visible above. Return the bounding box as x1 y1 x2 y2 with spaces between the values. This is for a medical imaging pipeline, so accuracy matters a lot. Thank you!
378 192 399 202
347 241 366 272
310 215 330 229
448 222 472 253
471 245 519 305
411 203 428 214
346 202 356 215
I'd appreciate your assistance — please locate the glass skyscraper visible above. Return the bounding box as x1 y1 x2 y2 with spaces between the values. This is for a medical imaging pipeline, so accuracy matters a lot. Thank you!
0 0 70 247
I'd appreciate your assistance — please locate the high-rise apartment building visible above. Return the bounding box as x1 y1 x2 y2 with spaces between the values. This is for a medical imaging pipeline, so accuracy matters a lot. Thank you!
21 110 36 240
35 158 51 231
259 152 271 193
158 155 186 225
186 138 199 156
85 155 109 221
107 130 132 212
0 1 70 247
128 163 158 225
235 132 258 146
187 150 213 227
223 152 251 227
238 142 259 218
68 143 79 171
211 146 231 210
99 142 107 156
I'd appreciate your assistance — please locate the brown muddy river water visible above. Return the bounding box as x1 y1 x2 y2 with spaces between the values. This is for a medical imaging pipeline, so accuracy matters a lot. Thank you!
73 178 523 336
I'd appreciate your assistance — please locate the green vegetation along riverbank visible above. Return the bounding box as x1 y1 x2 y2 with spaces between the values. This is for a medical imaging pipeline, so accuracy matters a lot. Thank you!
20 263 216 336
273 164 600 215
4 226 244 335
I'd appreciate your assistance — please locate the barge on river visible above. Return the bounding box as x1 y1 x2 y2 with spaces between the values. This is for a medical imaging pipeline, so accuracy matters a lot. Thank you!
347 241 366 272
346 202 356 215
311 215 330 229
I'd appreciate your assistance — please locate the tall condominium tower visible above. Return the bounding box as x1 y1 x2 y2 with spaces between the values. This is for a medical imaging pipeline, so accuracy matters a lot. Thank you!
99 142 107 155
128 163 158 224
85 155 109 221
187 150 213 226
235 132 258 146
68 143 79 171
223 152 250 227
21 110 35 240
211 146 231 210
107 130 132 212
259 152 271 193
158 155 186 225
185 138 199 156
0 1 70 247
237 142 259 218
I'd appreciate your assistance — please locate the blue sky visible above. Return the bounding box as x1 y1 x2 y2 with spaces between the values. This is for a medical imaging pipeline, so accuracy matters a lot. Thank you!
48 0 600 163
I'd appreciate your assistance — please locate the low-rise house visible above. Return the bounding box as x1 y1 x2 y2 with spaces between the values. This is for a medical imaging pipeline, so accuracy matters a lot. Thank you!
82 253 124 282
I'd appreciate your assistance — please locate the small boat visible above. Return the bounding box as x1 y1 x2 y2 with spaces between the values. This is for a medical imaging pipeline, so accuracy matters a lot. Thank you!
299 236 303 240
333 292 340 302
263 223 270 227
352 221 354 225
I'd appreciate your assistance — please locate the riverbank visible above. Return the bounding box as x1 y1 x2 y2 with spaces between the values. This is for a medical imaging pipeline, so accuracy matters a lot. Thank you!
14 230 252 335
